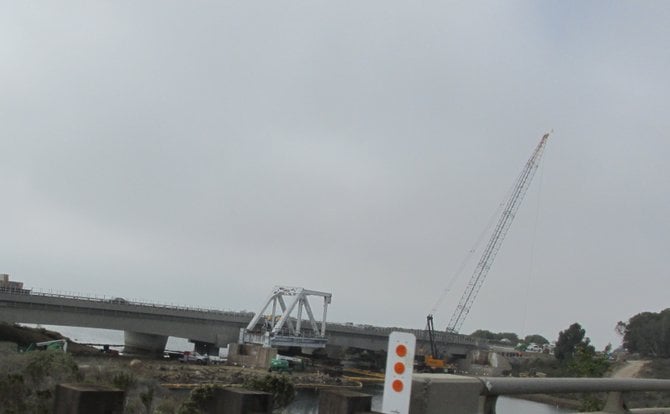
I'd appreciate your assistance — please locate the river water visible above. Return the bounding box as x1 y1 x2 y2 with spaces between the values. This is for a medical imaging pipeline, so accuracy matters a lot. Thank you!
35 325 571 413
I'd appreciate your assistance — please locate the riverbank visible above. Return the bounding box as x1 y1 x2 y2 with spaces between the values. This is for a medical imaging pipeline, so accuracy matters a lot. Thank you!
2 323 668 412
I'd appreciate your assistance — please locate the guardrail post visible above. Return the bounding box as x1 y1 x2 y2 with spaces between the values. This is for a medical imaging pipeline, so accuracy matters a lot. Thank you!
409 374 486 414
482 395 498 414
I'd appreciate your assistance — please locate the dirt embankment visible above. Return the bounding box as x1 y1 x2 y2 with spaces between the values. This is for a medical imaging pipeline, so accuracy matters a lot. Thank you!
0 322 99 354
612 360 649 378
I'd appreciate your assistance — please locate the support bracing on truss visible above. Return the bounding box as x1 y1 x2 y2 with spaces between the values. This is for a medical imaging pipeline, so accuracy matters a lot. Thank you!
240 286 332 348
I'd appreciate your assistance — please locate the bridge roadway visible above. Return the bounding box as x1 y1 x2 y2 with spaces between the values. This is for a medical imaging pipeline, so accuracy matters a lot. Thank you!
0 290 482 357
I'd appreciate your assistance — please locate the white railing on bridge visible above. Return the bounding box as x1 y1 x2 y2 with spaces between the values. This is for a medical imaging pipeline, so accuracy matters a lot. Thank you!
327 322 486 347
3 286 253 318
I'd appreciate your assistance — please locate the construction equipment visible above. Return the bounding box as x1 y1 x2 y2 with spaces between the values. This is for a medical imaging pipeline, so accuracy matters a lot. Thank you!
22 339 68 353
422 314 446 372
268 358 291 373
445 133 550 333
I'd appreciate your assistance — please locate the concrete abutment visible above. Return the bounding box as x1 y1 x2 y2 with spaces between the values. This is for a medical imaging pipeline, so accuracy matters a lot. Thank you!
227 343 277 369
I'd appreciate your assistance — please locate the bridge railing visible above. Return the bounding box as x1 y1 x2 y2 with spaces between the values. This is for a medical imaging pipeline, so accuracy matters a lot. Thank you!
327 323 486 347
409 374 670 414
4 287 254 318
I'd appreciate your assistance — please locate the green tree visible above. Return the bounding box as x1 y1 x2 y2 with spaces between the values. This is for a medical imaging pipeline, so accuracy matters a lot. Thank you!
243 375 295 408
566 343 609 377
618 309 670 357
555 323 586 362
524 334 549 345
553 322 610 380
469 330 497 340
469 330 519 343
498 332 519 343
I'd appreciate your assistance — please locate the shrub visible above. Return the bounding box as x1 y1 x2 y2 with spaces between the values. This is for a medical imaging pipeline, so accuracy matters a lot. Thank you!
111 370 137 391
243 374 295 408
0 351 81 413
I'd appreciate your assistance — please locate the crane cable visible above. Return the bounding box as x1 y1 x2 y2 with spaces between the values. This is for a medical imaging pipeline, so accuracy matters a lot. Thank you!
520 150 546 337
429 180 517 317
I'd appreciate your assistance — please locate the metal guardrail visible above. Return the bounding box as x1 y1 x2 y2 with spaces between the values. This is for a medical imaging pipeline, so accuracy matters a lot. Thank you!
1 287 253 318
410 375 670 414
327 323 485 347
483 377 670 414
481 377 670 394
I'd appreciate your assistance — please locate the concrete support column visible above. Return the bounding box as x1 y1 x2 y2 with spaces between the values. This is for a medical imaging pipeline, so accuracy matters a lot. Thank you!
227 343 277 369
53 383 124 414
123 331 168 356
192 340 219 356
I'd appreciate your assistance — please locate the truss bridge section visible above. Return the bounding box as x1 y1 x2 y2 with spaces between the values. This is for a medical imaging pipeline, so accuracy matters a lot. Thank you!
240 286 332 348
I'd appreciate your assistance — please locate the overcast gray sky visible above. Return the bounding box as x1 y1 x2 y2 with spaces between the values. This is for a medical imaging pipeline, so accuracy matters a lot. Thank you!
2 2 668 349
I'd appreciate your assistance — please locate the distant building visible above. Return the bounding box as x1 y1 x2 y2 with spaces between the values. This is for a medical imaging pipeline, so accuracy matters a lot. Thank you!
0 274 31 294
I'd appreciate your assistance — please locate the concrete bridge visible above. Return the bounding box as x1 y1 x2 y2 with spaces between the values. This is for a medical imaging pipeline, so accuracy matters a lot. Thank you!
0 289 483 358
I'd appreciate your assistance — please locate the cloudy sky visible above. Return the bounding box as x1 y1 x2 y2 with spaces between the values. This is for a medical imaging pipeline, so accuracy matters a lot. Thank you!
2 2 668 349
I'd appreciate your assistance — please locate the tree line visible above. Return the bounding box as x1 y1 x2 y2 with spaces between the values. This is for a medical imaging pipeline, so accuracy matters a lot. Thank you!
470 307 670 359
617 308 670 358
468 329 549 346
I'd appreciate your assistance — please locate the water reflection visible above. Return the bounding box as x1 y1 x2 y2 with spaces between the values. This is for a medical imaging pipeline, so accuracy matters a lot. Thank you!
497 396 571 413
280 385 383 414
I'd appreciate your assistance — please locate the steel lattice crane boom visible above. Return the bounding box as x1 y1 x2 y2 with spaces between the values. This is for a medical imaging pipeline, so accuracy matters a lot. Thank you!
446 133 550 333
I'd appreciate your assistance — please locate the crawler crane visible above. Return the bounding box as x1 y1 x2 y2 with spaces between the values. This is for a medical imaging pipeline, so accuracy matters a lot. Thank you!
422 314 447 372
431 133 550 336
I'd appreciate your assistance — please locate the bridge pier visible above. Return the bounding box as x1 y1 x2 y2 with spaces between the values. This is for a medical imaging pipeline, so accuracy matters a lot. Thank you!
123 331 168 356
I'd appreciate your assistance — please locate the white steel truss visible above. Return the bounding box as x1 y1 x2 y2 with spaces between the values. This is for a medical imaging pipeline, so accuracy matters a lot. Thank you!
241 286 332 348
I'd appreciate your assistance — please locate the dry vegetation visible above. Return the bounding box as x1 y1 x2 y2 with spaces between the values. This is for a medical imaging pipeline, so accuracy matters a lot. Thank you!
0 323 352 413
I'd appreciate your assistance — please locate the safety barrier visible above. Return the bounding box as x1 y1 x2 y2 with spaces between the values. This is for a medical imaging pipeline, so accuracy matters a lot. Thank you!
410 374 670 414
318 375 670 414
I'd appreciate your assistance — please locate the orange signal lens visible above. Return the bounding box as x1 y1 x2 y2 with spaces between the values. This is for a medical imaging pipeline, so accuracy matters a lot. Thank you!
392 379 404 392
394 362 405 374
395 344 407 357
